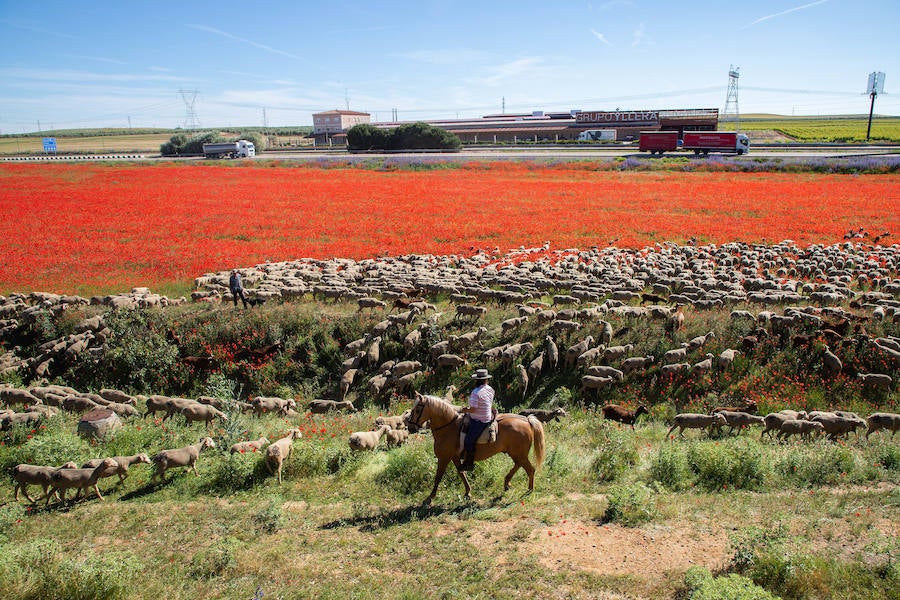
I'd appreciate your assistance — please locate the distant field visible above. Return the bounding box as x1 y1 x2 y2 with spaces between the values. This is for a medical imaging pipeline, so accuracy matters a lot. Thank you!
740 116 900 143
0 133 172 155
1 117 898 155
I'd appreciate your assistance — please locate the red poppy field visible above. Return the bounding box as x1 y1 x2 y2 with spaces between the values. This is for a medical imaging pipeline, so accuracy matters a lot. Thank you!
1 162 898 294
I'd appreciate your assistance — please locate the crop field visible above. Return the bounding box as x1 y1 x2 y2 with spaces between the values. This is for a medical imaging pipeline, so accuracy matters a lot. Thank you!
1 161 898 296
740 117 900 143
1 159 899 599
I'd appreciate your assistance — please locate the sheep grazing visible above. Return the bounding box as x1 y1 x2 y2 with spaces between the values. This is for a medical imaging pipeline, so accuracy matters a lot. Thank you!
601 404 648 429
666 413 727 438
12 461 78 503
857 373 892 391
516 364 529 400
454 304 487 321
760 412 793 440
46 458 119 505
586 365 624 381
777 419 824 441
717 349 741 370
715 410 765 435
822 346 843 377
564 336 594 371
436 353 469 370
581 375 615 398
621 355 655 376
385 427 409 448
307 399 357 414
81 453 151 483
865 412 900 439
810 412 866 440
230 436 271 454
663 345 689 365
519 407 569 423
543 336 559 371
349 425 391 451
375 410 411 430
180 403 228 427
357 297 387 312
250 396 297 416
151 437 216 482
265 429 303 484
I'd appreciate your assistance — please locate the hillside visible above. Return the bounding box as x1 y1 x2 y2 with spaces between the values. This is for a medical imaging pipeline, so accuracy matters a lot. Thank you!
1 240 898 599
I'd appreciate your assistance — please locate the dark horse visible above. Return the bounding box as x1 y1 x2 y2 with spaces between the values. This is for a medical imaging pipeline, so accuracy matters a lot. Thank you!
406 392 545 505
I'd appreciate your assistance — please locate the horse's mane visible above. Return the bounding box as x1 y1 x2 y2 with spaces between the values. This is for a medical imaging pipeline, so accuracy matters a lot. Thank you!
417 393 459 420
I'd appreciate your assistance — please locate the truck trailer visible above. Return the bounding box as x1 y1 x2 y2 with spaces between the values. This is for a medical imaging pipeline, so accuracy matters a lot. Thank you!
638 130 749 155
202 140 256 159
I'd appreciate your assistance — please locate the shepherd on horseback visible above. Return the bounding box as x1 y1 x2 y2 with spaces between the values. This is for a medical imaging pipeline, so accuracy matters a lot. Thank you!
459 368 496 471
406 368 546 505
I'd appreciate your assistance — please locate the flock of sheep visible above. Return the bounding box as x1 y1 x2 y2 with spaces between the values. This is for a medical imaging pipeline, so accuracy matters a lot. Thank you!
2 238 899 505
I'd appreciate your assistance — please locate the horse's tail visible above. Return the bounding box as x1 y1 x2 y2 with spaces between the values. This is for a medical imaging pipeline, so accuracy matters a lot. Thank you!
527 415 545 469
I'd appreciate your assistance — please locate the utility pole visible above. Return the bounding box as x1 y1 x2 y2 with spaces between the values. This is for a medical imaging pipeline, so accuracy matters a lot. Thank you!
866 71 885 142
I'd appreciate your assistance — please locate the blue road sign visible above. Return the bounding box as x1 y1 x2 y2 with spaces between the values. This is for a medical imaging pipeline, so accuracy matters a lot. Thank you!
42 137 57 153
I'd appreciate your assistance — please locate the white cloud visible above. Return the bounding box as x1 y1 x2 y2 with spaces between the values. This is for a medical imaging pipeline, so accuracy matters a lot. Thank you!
58 54 127 66
744 0 828 28
590 29 612 46
0 66 193 84
187 24 308 62
631 22 646 47
474 57 546 86
393 49 490 65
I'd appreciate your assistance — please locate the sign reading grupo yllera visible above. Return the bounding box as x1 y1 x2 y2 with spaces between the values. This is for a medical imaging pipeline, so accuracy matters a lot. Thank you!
575 110 659 126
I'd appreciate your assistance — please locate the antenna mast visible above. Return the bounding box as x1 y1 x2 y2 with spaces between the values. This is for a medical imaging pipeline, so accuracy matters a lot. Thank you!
722 66 740 131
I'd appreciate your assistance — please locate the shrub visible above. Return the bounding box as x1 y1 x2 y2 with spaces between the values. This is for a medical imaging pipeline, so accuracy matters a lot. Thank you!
683 566 779 600
375 442 434 497
687 440 768 491
253 497 285 534
602 482 657 526
776 443 856 485
649 443 692 491
588 423 638 483
347 122 461 151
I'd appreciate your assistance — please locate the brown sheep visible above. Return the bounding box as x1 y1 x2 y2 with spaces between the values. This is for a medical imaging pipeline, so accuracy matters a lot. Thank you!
601 404 648 429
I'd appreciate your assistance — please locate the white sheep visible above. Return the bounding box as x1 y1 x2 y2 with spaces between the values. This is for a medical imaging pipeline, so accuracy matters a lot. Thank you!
12 461 78 503
777 419 824 441
265 429 303 484
151 437 216 481
349 425 391 451
715 410 765 435
666 413 727 438
46 458 119 505
81 453 151 483
717 349 740 370
866 412 900 439
385 427 409 448
180 403 228 426
230 436 271 454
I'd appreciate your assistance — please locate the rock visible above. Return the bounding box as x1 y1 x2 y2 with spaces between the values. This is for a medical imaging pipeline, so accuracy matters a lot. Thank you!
77 408 121 439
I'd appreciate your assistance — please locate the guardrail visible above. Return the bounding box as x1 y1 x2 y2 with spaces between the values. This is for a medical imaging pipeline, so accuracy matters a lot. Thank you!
0 154 146 162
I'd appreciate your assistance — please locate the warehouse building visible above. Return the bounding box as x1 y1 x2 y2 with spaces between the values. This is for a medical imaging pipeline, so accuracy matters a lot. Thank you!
313 107 719 144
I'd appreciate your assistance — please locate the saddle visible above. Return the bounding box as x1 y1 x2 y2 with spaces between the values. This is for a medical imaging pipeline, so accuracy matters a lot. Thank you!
459 414 499 445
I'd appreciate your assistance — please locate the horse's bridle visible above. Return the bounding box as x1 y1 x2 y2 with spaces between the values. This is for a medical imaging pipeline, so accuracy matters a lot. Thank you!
406 396 426 433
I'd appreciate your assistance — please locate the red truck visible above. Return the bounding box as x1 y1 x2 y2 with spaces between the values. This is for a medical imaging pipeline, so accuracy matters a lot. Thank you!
639 130 750 155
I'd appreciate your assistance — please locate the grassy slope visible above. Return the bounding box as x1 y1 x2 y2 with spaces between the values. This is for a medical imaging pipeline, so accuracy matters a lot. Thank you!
1 295 898 599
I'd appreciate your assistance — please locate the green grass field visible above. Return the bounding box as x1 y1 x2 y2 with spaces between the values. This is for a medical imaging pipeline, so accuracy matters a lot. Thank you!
739 115 900 143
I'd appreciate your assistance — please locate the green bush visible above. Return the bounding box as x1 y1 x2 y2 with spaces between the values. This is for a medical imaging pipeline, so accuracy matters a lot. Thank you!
776 443 856 485
602 482 657 526
347 122 461 151
683 566 778 600
650 443 692 490
688 440 768 491
160 131 222 156
588 423 638 483
375 442 434 497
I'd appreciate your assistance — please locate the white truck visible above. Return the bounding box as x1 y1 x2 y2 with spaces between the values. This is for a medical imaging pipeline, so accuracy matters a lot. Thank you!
577 129 616 142
202 140 255 159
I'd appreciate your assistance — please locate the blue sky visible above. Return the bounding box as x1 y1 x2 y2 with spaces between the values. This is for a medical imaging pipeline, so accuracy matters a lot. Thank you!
1 0 897 132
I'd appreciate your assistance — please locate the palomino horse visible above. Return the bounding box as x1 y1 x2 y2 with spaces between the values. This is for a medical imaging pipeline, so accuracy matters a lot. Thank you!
406 393 545 505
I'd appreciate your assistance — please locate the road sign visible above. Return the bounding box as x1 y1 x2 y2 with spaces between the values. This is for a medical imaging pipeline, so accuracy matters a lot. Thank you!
42 137 57 153
867 72 885 95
